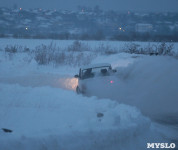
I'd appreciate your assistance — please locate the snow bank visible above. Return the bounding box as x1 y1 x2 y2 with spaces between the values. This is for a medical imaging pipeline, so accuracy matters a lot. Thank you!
0 84 163 150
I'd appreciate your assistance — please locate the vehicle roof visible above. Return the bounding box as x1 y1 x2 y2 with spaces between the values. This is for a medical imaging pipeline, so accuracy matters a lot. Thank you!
81 63 111 70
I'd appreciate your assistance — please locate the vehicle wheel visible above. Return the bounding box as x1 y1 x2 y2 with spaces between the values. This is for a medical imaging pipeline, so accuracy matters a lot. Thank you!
76 86 81 94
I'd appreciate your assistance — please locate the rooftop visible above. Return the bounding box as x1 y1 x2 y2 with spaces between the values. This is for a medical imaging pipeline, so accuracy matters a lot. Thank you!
81 63 111 70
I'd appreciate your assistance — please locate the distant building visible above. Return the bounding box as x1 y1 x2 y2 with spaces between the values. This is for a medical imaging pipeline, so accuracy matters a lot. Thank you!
135 23 153 33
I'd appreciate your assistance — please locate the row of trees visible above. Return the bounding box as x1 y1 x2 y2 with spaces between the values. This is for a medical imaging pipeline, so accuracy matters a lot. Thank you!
1 31 178 42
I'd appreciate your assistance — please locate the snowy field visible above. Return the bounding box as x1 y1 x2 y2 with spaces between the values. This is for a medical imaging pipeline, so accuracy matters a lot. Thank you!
0 38 178 150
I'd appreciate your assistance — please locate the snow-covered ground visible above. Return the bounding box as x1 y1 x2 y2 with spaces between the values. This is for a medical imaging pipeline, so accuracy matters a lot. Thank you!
0 84 163 150
0 38 178 150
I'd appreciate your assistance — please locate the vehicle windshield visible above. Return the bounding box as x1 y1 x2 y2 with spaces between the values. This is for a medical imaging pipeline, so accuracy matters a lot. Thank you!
81 66 111 79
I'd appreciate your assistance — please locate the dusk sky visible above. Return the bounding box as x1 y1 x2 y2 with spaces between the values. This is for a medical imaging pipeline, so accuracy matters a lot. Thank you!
0 0 178 12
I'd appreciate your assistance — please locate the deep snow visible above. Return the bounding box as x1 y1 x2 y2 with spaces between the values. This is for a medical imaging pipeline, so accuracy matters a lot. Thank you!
0 83 165 150
0 39 178 149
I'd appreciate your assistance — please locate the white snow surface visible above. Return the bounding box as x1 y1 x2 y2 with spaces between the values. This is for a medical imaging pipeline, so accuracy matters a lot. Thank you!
0 39 177 150
0 83 162 150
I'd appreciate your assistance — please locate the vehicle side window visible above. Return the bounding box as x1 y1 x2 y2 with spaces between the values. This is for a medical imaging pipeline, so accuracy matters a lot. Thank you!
82 68 94 79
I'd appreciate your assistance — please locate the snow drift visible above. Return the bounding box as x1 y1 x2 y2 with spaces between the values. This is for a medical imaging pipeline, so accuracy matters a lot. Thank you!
0 84 164 150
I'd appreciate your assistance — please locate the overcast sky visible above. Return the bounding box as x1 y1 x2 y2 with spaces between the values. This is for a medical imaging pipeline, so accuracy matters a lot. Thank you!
0 0 178 12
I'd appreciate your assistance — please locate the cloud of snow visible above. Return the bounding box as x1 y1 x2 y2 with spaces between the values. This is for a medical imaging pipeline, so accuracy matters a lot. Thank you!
87 56 178 121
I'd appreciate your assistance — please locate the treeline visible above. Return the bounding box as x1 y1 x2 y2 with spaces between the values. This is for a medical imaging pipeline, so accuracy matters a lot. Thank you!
1 31 178 42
